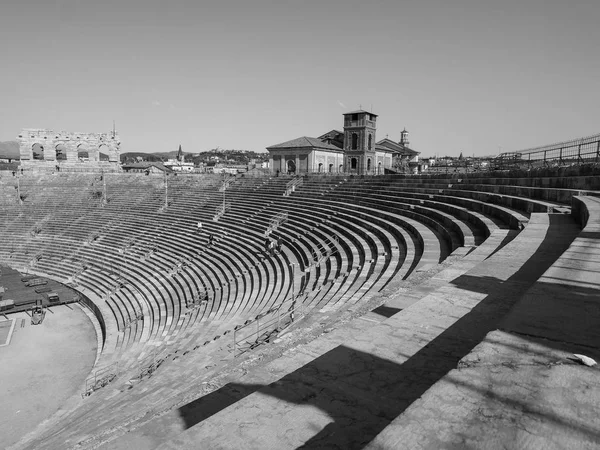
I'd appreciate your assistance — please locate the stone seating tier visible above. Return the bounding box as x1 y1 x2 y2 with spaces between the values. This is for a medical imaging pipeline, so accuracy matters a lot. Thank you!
7 172 600 449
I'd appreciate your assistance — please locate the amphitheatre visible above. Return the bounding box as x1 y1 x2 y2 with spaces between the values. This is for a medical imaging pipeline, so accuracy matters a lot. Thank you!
0 127 599 450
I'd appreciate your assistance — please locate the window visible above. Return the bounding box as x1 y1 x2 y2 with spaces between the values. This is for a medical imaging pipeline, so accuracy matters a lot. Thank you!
368 134 372 150
351 113 358 121
367 158 372 171
55 144 67 161
351 158 358 170
351 133 358 150
32 143 44 160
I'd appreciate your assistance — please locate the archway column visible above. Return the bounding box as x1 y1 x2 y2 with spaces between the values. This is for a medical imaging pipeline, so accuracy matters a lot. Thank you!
45 144 56 161
89 148 99 162
66 142 78 162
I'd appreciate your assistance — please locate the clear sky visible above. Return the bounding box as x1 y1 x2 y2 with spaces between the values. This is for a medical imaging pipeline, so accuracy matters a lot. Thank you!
1 0 598 156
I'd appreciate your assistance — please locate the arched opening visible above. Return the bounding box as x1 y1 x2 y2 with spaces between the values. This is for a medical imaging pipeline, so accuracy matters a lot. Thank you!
77 144 89 161
339 164 343 173
367 158 372 172
328 163 333 173
368 134 372 150
378 161 382 174
55 144 67 161
32 143 44 160
317 163 323 173
351 133 358 150
286 160 296 174
98 145 110 162
351 158 358 170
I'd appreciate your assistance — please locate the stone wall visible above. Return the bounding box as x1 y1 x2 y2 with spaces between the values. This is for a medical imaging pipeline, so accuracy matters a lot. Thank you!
17 129 121 166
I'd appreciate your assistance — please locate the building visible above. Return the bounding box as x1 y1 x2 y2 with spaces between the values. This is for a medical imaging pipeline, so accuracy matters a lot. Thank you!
266 110 419 175
17 128 121 171
164 145 195 172
122 162 172 175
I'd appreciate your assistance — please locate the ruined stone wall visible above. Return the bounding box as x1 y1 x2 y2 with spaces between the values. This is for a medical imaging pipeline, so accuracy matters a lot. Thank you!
17 129 121 165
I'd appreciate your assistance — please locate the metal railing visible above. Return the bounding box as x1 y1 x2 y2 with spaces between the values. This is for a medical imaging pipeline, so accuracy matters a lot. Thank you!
265 211 288 236
232 296 305 357
495 133 600 169
213 202 232 221
82 362 119 397
283 176 303 196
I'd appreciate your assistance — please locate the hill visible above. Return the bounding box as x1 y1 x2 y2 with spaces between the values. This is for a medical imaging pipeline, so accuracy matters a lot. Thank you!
121 149 268 165
0 141 20 159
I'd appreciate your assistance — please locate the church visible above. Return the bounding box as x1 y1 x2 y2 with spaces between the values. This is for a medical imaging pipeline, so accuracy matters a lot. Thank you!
266 110 419 175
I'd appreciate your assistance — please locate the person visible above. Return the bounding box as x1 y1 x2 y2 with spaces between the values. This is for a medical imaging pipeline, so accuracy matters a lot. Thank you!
197 221 203 233
208 234 214 246
264 237 271 253
269 240 276 256
276 237 283 253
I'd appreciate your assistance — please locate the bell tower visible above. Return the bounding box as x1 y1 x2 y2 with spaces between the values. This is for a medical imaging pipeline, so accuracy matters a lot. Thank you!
343 109 377 174
400 128 409 147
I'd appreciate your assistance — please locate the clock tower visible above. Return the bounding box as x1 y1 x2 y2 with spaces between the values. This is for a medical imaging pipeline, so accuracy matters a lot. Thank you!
343 109 377 174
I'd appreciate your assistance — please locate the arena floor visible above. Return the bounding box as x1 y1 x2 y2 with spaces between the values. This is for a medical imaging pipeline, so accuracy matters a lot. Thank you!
0 304 97 448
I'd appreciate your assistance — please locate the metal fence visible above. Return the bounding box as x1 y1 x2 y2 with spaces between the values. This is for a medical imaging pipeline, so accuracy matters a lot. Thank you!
495 133 600 169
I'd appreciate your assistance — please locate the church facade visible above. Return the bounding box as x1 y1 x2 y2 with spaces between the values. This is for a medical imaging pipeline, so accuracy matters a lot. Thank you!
266 110 419 175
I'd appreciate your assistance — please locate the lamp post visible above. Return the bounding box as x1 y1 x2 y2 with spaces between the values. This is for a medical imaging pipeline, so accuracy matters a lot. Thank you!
291 263 295 298
102 170 107 207
16 172 22 205
222 172 226 210
159 157 168 209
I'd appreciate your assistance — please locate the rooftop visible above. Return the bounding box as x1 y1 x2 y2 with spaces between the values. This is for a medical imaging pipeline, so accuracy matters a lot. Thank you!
344 109 378 117
266 136 343 152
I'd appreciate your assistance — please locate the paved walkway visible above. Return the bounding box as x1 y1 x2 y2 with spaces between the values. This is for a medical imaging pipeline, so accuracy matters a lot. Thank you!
368 198 600 449
0 304 97 449
139 213 583 449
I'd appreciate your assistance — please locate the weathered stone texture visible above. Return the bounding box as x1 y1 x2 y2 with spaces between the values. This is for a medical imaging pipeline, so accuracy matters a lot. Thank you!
17 128 121 164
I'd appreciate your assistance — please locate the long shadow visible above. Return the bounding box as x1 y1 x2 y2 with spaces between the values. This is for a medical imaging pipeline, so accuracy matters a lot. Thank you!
176 214 600 448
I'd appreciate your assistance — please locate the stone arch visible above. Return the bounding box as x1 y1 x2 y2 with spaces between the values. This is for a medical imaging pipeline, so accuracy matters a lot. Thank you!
32 143 44 160
98 144 110 162
367 158 372 172
77 144 89 160
328 163 333 173
318 163 323 173
378 161 382 174
339 164 343 173
286 160 296 174
55 144 67 161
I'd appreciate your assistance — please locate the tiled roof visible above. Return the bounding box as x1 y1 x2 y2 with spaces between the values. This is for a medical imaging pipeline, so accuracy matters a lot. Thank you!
344 109 378 116
317 129 344 139
122 162 173 172
376 138 419 156
266 136 342 152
